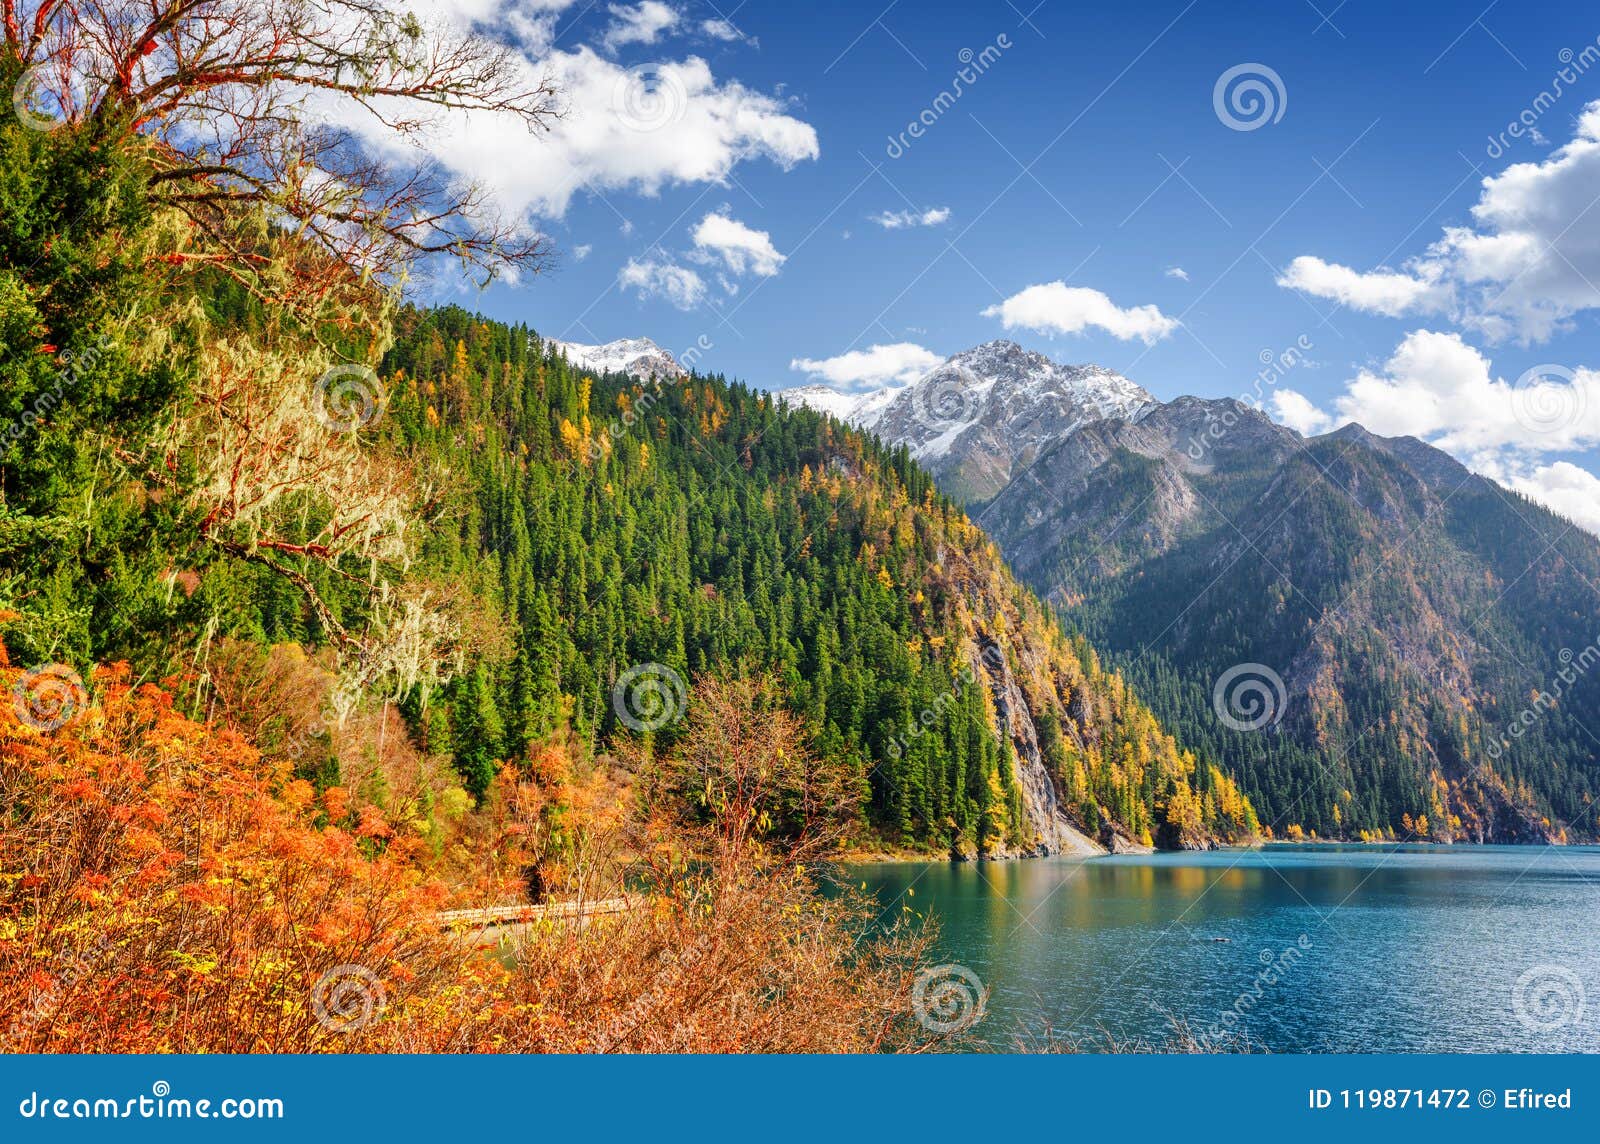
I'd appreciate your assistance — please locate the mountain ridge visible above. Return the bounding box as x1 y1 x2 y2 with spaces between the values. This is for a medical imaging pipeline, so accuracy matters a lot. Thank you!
780 339 1157 501
377 309 1261 858
974 393 1600 842
551 336 687 381
775 337 1600 842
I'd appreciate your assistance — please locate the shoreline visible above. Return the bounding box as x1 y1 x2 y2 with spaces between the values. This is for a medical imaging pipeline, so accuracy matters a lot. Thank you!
834 835 1584 865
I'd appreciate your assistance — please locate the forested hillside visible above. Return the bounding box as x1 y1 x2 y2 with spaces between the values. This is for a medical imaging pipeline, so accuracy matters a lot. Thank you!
0 104 1255 857
976 397 1600 843
0 0 1264 1060
370 307 1258 853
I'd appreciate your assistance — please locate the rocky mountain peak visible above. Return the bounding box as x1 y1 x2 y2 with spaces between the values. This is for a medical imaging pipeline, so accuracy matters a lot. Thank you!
552 336 686 381
776 339 1157 503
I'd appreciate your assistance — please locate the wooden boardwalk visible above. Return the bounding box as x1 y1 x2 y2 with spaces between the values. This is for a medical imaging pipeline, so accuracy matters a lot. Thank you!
436 896 636 933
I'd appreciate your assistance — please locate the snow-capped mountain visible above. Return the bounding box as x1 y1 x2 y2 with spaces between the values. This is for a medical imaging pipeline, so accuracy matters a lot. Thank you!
776 382 907 425
552 336 686 381
775 383 869 421
779 340 1156 502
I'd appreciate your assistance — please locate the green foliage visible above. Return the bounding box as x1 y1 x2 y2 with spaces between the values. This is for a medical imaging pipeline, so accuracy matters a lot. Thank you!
0 109 1252 855
0 95 207 670
374 307 1255 852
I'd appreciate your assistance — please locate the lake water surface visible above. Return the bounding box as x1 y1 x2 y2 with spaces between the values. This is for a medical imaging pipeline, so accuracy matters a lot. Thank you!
853 844 1600 1052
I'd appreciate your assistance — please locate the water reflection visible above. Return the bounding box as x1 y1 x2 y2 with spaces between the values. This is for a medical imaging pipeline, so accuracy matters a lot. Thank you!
853 845 1600 1052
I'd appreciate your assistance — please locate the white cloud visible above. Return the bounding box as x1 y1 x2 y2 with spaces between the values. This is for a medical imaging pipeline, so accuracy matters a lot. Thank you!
572 243 593 260
790 343 943 390
601 2 680 51
343 44 818 220
1505 461 1600 535
1262 329 1600 535
691 211 785 276
1277 256 1450 318
1165 266 1189 281
981 282 1179 344
1270 389 1334 436
421 0 580 56
872 207 951 229
1278 100 1600 343
1328 330 1600 454
618 257 705 308
702 17 747 42
618 210 781 307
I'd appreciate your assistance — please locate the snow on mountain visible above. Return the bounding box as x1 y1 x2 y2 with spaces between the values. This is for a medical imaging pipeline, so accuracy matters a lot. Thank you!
778 340 1156 502
775 381 910 423
775 383 875 421
552 337 686 381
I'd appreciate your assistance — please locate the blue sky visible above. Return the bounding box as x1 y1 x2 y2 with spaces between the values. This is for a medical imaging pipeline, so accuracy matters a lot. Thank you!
399 0 1600 531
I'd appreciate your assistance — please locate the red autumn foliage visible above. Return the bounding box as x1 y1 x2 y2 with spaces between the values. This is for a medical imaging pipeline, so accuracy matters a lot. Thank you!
0 657 943 1053
0 659 466 1052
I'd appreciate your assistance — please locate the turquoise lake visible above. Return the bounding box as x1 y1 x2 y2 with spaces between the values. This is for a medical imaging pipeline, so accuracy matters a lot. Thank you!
852 844 1600 1052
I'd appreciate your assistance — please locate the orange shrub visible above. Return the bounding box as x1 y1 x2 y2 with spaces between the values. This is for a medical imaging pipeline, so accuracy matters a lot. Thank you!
0 660 471 1052
0 661 940 1054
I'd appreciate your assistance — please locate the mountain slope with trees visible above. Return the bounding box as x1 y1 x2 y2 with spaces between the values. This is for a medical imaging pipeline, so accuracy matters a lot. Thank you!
974 396 1600 842
369 307 1259 854
0 61 1256 859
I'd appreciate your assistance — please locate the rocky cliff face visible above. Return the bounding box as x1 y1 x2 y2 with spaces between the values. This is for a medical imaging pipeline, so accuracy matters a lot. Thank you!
971 639 1102 857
